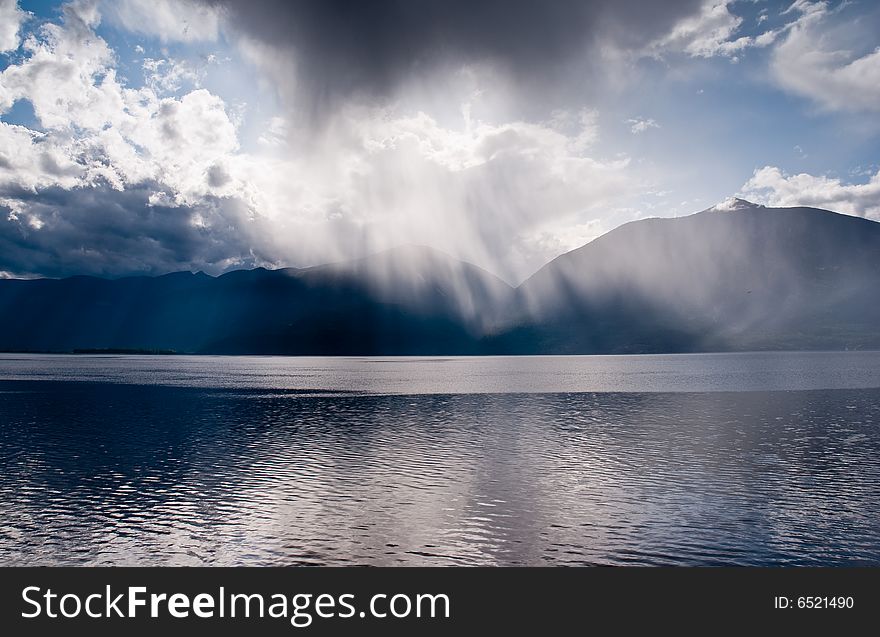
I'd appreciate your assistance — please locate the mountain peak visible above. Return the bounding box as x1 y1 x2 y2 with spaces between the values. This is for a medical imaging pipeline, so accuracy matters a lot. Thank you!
710 197 764 212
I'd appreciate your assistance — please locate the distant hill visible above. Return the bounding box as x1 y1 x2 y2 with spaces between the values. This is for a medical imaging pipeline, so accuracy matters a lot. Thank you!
0 246 512 355
499 200 880 353
298 245 513 331
1 201 879 354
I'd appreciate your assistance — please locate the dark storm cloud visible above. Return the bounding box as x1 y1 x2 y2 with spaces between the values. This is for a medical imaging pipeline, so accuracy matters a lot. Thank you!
0 185 275 278
206 0 702 110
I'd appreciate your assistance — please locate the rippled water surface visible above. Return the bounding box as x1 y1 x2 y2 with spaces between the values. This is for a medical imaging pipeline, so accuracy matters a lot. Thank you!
1 353 879 565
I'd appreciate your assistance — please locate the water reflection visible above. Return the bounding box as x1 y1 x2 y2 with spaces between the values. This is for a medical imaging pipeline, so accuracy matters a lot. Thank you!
2 380 878 565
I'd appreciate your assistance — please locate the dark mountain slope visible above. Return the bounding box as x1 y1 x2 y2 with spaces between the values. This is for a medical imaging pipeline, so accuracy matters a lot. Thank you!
502 200 880 353
299 245 513 330
0 246 513 354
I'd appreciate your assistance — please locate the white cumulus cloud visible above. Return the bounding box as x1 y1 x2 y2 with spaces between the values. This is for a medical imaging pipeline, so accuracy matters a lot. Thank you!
0 0 26 52
650 0 778 60
0 1 238 202
740 165 880 220
770 0 880 112
101 0 222 43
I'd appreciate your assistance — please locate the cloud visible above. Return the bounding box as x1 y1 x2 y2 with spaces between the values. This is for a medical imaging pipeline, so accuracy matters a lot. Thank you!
0 1 641 282
627 117 660 134
740 165 880 220
1 1 117 129
0 0 239 201
256 116 288 148
14 0 876 284
204 0 703 118
142 57 203 94
769 0 880 112
219 102 632 282
0 0 26 52
101 0 222 42
0 0 255 276
0 185 274 277
650 0 778 60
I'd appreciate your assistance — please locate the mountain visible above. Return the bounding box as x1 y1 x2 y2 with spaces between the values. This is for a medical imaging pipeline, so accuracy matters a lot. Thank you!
298 245 513 331
0 246 513 355
1 201 878 355
499 200 880 353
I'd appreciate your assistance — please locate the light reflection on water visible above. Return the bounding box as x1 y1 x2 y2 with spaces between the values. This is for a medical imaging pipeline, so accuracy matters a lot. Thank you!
0 353 879 566
2 351 880 393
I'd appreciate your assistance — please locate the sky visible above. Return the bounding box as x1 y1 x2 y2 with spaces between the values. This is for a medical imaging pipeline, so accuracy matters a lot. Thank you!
0 0 879 283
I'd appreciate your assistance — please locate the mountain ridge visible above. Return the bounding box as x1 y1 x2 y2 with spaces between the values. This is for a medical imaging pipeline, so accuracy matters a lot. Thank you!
2 202 879 354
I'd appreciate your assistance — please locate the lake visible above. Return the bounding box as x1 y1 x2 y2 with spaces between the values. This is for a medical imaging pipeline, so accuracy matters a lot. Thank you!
1 352 879 566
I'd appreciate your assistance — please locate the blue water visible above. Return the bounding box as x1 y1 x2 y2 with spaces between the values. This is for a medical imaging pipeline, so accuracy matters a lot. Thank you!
1 352 879 565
